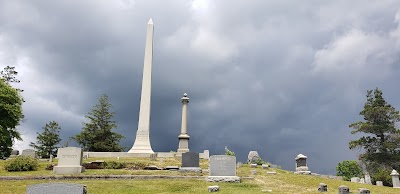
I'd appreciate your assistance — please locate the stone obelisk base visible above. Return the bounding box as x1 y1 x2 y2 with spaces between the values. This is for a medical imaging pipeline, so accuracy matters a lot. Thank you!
177 134 190 154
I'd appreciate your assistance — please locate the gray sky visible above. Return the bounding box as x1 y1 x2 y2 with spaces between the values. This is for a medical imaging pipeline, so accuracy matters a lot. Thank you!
1 0 400 175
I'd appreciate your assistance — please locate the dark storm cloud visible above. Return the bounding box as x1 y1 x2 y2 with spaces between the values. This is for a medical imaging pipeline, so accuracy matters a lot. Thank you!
1 0 400 174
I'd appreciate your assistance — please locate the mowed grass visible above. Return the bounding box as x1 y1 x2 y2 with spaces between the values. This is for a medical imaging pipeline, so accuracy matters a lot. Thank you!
0 158 399 193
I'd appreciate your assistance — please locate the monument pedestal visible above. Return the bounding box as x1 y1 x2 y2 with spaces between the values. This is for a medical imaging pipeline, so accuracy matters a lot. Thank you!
53 166 85 174
179 167 202 173
205 176 241 183
177 134 190 154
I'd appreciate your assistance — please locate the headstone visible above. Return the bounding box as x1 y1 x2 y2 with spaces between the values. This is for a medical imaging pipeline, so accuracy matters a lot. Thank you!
318 183 327 192
376 181 383 186
390 169 400 188
267 171 277 175
144 165 160 170
10 150 19 156
82 153 88 160
237 162 242 168
247 151 260 163
359 178 365 184
203 150 210 160
26 183 87 194
358 188 370 194
251 170 257 175
208 185 219 192
21 149 36 158
351 177 360 183
338 185 350 194
49 155 53 163
206 155 240 183
165 166 179 170
179 152 201 172
53 147 85 174
262 164 269 169
364 174 371 184
150 153 157 161
294 154 310 174
250 164 257 168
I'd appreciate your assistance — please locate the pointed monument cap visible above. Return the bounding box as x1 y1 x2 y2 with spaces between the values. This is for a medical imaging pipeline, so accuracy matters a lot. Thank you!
148 18 153 24
391 169 399 176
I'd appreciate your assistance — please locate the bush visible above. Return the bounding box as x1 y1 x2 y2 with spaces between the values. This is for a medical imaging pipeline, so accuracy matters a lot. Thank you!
126 162 147 170
4 156 39 171
252 157 267 165
336 160 363 181
372 168 393 187
225 146 235 156
45 163 54 170
104 161 126 169
82 162 104 169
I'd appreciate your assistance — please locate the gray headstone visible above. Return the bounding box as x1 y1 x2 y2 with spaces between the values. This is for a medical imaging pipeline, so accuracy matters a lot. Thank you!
351 177 360 183
53 147 84 174
250 164 257 168
358 188 370 194
247 151 259 163
181 152 199 167
209 155 236 176
364 174 371 184
359 178 365 184
11 150 19 156
376 181 383 186
49 155 53 163
21 149 36 158
318 183 327 192
208 185 219 192
338 185 350 194
262 164 269 169
26 183 87 194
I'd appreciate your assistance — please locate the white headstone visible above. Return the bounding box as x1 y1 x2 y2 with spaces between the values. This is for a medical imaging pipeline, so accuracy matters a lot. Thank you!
390 169 400 188
351 177 360 183
364 174 371 184
53 147 85 174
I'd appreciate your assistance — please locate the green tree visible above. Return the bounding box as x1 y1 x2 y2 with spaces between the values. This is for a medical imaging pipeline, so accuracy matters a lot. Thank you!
73 94 124 152
0 79 23 158
349 88 400 174
336 160 363 181
30 121 62 158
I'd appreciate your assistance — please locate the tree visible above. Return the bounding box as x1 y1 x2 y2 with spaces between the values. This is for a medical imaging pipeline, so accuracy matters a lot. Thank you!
0 79 23 158
336 160 363 181
73 94 124 152
1 66 20 84
30 121 62 158
349 88 400 174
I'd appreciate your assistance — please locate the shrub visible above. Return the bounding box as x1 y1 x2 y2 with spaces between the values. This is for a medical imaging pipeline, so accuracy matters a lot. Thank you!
336 160 363 181
104 161 126 169
252 157 266 165
4 156 39 171
225 146 235 156
82 162 104 169
126 162 147 170
372 168 393 187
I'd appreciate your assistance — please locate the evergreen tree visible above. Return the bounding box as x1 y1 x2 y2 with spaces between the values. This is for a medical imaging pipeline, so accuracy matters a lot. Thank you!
30 121 61 158
349 88 400 173
73 94 124 151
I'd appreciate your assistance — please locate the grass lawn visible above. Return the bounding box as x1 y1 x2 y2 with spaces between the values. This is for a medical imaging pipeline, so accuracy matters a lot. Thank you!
0 158 399 193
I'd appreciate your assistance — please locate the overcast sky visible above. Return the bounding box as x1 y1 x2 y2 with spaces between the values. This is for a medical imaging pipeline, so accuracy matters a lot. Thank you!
1 0 400 175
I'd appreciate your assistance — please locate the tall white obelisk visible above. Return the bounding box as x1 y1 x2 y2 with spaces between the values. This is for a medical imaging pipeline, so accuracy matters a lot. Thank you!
128 19 155 153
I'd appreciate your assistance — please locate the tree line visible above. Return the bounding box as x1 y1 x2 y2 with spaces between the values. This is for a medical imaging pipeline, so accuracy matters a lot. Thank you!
0 66 124 159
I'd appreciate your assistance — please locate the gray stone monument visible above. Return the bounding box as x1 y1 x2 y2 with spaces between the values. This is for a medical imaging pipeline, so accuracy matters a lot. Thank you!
53 147 85 174
179 152 201 172
294 154 310 174
351 177 360 183
318 183 327 192
359 178 365 184
364 173 371 184
247 151 260 163
376 181 383 186
358 188 370 194
177 93 190 154
338 185 350 194
26 183 87 194
390 169 400 188
206 155 240 183
11 149 19 156
128 18 155 154
21 149 36 158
